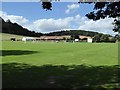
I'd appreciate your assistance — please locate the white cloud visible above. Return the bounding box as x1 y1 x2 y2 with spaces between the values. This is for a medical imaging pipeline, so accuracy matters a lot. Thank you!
0 11 117 35
0 11 29 25
78 17 116 35
65 4 79 14
30 17 74 33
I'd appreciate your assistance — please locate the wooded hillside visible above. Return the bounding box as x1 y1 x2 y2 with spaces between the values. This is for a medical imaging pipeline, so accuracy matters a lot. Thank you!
0 17 113 38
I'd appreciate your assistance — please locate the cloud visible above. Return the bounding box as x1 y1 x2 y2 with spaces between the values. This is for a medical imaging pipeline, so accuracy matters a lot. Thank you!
65 4 80 14
78 17 116 35
0 11 117 35
0 11 74 33
0 11 29 25
30 17 74 33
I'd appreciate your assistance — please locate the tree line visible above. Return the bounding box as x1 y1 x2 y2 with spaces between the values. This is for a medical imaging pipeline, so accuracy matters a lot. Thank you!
45 31 118 42
0 17 43 37
0 17 118 42
45 30 99 37
40 1 120 42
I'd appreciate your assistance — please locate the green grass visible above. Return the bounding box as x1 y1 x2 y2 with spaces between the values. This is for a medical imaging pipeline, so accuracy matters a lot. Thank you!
0 33 34 41
1 41 119 89
2 41 118 66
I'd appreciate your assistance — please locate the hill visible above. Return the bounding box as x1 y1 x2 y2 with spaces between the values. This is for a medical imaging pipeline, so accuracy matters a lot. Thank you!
0 17 43 37
0 33 32 41
0 17 114 42
45 30 100 37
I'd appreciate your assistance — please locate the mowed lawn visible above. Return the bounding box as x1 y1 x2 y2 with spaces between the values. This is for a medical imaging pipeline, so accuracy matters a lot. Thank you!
1 41 119 89
2 41 118 66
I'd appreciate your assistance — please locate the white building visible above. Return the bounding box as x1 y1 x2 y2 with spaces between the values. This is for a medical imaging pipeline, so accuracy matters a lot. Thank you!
87 38 92 43
75 39 79 42
22 37 35 41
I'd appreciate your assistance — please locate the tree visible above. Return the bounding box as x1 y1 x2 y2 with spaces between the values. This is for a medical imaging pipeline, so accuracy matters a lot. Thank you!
86 2 120 20
6 19 12 23
93 34 101 42
114 34 120 42
109 37 116 43
42 2 52 11
41 1 120 32
113 18 120 33
70 34 80 40
85 2 120 33
1 17 43 37
100 34 109 42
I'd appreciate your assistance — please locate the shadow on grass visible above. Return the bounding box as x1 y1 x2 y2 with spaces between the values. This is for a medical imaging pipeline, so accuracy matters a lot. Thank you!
0 50 38 56
2 63 120 89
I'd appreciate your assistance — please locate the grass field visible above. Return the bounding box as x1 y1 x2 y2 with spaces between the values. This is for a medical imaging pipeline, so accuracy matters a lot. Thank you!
0 33 26 41
1 41 119 89
2 41 118 65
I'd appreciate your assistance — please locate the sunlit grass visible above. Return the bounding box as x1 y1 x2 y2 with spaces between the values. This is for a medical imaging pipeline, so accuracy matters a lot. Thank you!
2 41 118 66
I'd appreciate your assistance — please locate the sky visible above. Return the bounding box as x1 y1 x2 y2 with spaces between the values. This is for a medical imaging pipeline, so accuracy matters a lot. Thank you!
0 2 117 35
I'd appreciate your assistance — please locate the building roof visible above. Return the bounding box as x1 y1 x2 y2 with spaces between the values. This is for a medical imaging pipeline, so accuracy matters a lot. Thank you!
39 36 69 40
39 35 92 40
79 36 92 39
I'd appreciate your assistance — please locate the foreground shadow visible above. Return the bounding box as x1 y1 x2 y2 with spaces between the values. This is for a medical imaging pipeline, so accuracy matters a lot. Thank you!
0 50 38 56
2 63 120 89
